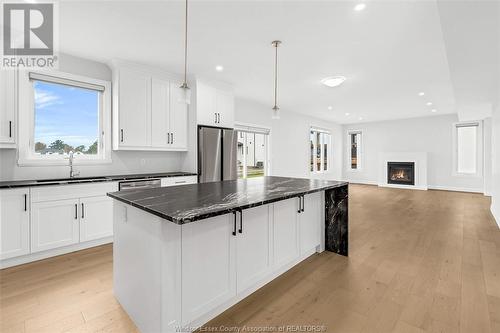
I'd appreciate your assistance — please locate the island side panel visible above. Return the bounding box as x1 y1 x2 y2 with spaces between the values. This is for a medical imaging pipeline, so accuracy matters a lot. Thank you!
325 185 348 256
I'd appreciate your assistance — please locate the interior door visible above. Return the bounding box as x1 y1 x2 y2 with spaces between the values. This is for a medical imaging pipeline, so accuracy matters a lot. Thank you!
198 127 222 183
118 68 151 147
80 195 114 242
236 206 272 293
273 197 300 269
31 199 80 253
151 78 170 148
169 82 188 149
299 192 321 254
0 189 30 260
181 213 236 325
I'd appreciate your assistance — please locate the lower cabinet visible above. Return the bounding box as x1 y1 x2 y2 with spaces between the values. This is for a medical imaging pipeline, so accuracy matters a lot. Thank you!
0 188 30 260
273 197 300 269
299 192 321 254
181 213 236 325
31 199 80 253
80 195 114 242
236 205 272 293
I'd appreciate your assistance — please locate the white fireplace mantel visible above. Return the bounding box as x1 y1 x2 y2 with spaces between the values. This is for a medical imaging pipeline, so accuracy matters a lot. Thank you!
378 152 428 190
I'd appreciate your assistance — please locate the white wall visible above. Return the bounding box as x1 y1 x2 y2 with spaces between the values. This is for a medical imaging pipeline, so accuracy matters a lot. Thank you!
234 98 343 181
0 54 185 181
343 114 486 193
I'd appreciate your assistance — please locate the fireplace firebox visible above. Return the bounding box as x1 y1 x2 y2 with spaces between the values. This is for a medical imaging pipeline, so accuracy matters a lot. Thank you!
387 162 415 186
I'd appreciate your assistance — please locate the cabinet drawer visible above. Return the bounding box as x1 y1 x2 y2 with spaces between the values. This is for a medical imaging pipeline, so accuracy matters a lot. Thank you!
31 182 118 202
161 176 197 187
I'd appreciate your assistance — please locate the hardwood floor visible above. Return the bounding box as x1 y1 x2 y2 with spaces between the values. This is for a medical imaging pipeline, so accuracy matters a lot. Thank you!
1 184 500 332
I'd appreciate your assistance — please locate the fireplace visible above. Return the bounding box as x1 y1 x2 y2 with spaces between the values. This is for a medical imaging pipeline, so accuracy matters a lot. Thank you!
387 162 415 186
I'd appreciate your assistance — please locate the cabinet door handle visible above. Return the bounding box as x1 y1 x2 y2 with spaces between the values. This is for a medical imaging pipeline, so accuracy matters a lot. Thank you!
9 121 12 138
167 132 170 144
171 132 174 144
238 210 243 234
297 197 302 213
175 180 187 184
301 196 305 212
81 203 85 219
215 113 218 123
24 194 27 211
120 129 124 142
217 113 221 124
75 204 78 220
232 211 237 236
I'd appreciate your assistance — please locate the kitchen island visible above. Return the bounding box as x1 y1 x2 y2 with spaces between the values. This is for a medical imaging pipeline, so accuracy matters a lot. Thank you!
107 176 348 333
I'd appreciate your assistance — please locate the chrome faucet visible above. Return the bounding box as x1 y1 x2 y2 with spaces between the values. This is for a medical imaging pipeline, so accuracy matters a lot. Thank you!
68 151 80 178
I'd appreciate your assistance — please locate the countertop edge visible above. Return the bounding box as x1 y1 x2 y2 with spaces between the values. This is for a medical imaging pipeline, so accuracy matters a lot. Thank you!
107 182 349 225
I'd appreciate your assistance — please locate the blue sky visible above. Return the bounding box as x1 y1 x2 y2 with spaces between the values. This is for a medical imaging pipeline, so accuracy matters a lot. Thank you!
34 81 99 148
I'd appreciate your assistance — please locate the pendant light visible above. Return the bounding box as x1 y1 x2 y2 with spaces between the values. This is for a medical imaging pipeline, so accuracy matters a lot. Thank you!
180 0 191 104
271 40 281 119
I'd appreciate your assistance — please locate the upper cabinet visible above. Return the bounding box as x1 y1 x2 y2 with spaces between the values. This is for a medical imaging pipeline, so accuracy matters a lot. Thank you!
196 80 234 128
111 61 188 151
0 70 17 148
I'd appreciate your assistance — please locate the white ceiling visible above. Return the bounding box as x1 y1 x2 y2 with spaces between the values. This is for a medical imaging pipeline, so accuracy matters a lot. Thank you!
59 0 499 124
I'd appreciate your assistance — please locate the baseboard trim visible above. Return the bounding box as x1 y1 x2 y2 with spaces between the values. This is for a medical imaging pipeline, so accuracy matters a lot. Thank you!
0 237 113 269
427 185 484 194
491 204 500 229
379 184 428 191
346 180 485 194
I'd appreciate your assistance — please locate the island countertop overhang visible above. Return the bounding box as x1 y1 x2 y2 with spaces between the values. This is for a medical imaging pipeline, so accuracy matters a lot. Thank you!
107 176 348 224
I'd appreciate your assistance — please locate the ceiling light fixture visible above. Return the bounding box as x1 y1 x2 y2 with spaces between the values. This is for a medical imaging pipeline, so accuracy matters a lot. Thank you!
358 117 363 120
271 40 282 119
354 3 366 11
328 106 333 110
345 112 350 116
321 76 346 88
179 0 191 104
426 102 433 106
431 109 437 113
215 65 224 72
418 92 425 96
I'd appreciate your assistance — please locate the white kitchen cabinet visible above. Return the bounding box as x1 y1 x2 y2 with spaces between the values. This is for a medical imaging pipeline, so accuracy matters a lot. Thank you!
31 199 80 253
236 205 272 293
80 195 114 242
181 213 236 325
273 197 300 269
0 70 16 147
0 188 30 260
160 175 197 187
196 80 234 128
169 83 188 149
115 67 151 148
299 193 322 254
151 78 170 148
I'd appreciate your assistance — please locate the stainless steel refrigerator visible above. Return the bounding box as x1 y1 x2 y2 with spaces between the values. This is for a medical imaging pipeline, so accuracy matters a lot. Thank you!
198 126 238 183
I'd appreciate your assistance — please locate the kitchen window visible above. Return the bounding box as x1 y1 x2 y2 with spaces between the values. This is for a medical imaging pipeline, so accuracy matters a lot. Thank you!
236 125 270 179
310 128 331 173
453 122 482 176
348 130 362 170
18 71 111 165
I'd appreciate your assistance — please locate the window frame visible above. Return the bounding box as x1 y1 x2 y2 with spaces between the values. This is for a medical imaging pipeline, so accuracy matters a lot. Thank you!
235 122 271 179
347 130 363 171
17 70 112 166
452 121 483 177
310 127 331 174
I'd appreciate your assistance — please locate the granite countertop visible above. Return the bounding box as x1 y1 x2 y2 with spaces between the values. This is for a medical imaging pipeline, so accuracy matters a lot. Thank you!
107 176 348 224
0 172 198 189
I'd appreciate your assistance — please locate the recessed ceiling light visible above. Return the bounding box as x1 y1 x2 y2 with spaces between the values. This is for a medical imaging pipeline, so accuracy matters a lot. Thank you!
354 3 366 11
426 102 433 106
215 65 224 72
418 92 425 96
431 109 437 113
327 106 333 110
345 112 350 116
358 117 363 120
321 76 346 88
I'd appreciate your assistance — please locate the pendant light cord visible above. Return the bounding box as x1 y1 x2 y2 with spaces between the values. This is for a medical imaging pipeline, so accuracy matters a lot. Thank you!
183 0 188 86
272 41 281 110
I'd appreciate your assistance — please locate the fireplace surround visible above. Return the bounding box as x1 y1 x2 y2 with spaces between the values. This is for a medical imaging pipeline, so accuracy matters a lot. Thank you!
387 162 415 186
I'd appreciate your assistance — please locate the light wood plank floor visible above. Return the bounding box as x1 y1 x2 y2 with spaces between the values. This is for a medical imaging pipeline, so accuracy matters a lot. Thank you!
2 185 500 333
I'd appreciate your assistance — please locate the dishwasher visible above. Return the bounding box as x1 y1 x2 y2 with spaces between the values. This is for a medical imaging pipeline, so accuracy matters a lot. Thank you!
118 178 161 191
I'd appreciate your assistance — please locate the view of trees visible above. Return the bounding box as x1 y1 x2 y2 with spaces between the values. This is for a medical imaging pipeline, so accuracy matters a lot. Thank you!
34 139 98 155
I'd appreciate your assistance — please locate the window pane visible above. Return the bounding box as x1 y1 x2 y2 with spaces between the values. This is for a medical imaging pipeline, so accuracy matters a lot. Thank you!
33 80 100 156
310 131 315 172
252 133 266 178
316 132 321 171
237 130 267 179
457 126 477 174
323 133 329 171
351 134 358 169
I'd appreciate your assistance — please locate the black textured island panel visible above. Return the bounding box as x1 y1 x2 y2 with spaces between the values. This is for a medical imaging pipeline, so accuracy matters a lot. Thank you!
107 176 348 225
325 185 349 256
0 172 198 189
